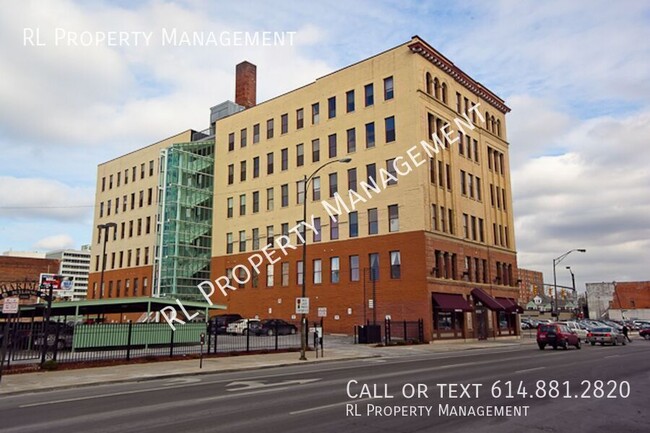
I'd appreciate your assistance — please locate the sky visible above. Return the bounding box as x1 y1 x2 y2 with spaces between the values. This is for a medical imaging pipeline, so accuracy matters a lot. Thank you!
0 0 648 292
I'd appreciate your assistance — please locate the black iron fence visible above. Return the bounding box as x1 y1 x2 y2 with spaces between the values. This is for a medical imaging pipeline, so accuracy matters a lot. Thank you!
0 320 303 369
354 319 425 345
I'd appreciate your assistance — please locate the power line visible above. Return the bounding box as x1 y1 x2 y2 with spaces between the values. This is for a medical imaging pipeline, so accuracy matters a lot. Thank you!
0 204 95 209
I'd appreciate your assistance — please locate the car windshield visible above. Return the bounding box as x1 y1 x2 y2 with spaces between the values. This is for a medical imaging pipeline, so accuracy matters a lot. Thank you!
592 327 612 332
539 325 557 333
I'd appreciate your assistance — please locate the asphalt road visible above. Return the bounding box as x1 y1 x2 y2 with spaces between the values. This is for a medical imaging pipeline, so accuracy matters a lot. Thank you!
0 342 647 433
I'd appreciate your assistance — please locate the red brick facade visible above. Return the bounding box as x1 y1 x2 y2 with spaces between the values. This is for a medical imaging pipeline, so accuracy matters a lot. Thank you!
210 231 519 339
0 256 60 283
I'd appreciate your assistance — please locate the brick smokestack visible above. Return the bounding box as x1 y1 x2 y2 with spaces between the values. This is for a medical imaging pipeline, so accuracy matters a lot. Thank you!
235 61 257 109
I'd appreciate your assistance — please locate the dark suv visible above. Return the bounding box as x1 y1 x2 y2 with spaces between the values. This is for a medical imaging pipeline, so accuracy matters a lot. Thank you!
208 314 243 334
537 323 581 350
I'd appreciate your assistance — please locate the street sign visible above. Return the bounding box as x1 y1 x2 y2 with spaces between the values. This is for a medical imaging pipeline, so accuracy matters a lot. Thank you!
368 299 374 309
295 297 310 314
317 307 327 317
2 297 19 314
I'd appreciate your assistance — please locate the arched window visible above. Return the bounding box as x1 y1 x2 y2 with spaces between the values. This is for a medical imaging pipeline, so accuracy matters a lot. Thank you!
485 112 490 131
491 116 497 134
425 72 432 95
433 77 440 99
441 82 447 104
496 119 501 137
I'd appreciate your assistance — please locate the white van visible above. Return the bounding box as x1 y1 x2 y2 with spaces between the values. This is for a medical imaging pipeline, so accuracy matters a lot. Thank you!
559 321 588 340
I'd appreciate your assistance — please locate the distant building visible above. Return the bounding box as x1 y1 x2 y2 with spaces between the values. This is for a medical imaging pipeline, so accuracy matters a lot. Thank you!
0 255 60 283
585 282 615 319
1 251 46 259
45 246 92 301
609 281 650 321
517 268 544 305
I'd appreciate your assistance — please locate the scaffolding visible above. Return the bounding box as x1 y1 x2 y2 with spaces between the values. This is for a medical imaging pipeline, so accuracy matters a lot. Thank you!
154 140 215 302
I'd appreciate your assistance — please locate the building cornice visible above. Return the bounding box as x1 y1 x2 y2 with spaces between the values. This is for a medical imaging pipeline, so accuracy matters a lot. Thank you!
409 38 511 114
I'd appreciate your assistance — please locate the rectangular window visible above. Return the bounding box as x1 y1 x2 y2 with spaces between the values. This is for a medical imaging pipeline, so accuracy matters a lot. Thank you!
281 148 288 171
328 96 336 118
226 233 233 254
502 188 507 211
438 161 444 186
239 194 246 215
252 191 259 213
137 218 142 236
313 259 322 284
266 225 274 245
253 123 260 143
368 208 378 235
473 139 479 163
312 176 321 201
253 157 260 178
328 173 338 197
227 164 234 185
364 83 374 107
456 92 462 113
132 166 136 182
297 261 304 285
350 255 360 281
129 220 133 237
252 228 260 250
331 257 340 283
347 168 357 192
228 133 235 151
346 90 355 113
240 128 247 147
106 200 111 216
432 204 438 230
384 76 394 100
296 143 304 166
266 264 274 287
312 139 320 162
365 122 375 148
146 216 151 234
140 163 145 179
330 217 339 240
366 163 377 184
385 116 396 142
313 217 321 242
267 187 274 211
468 174 474 198
139 190 144 207
369 253 380 280
312 102 319 124
296 108 304 129
390 251 401 279
240 160 247 182
346 128 356 153
281 262 290 286
471 216 477 241
446 164 452 191
463 214 469 239
296 180 305 205
479 218 485 242
328 133 337 158
281 113 288 134
123 195 127 212
266 118 274 139
388 204 399 232
386 159 397 185
267 152 274 174
349 211 358 237
101 177 106 192
147 188 153 206
448 208 454 235
281 184 289 207
466 134 472 159
239 230 246 252
440 206 446 232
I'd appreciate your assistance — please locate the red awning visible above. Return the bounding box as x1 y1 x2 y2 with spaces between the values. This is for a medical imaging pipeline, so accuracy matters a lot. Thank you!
496 297 524 313
471 288 506 311
432 293 473 312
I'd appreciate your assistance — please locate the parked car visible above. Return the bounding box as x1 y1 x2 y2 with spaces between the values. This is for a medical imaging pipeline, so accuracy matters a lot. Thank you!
537 323 581 350
639 327 650 340
208 314 243 334
558 321 588 341
33 322 75 350
254 319 298 336
225 318 261 335
586 327 626 346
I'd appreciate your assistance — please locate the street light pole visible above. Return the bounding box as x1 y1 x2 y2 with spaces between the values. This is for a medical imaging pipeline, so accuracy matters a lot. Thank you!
97 222 117 299
566 266 576 317
552 248 586 319
300 158 352 361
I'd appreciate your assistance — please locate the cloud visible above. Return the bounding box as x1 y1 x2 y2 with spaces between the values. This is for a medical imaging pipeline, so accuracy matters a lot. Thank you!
0 176 95 222
33 234 76 251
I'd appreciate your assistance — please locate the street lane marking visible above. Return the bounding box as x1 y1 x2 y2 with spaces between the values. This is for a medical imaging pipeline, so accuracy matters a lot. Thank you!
515 366 546 374
290 396 374 415
226 378 320 391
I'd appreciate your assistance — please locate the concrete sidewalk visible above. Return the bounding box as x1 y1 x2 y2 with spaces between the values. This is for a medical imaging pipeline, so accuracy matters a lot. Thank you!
0 337 536 396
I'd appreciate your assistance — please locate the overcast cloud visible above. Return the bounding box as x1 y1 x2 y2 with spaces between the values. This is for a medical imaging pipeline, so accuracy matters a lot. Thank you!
0 0 648 291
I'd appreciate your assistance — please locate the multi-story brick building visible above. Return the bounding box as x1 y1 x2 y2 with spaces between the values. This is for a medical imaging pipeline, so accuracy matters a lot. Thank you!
210 36 519 340
87 35 520 340
517 268 544 305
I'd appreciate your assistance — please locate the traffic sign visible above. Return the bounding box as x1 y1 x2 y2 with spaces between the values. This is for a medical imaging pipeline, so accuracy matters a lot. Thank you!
296 297 310 314
2 297 19 314
317 307 327 317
